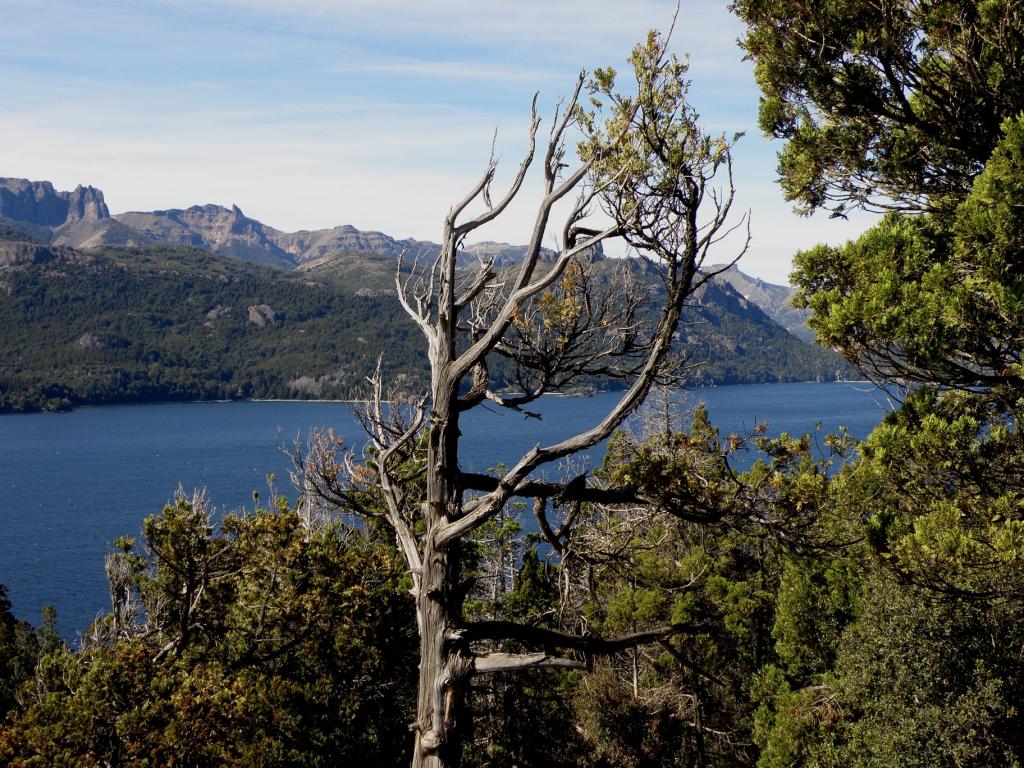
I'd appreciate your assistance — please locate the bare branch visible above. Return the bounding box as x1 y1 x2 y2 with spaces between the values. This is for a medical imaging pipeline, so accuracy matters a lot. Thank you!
395 250 434 341
464 620 702 656
460 471 646 506
452 94 541 239
472 652 587 674
369 391 427 579
454 260 497 312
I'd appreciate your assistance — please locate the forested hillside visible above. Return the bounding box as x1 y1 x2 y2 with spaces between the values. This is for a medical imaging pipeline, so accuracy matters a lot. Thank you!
0 231 844 413
0 240 427 412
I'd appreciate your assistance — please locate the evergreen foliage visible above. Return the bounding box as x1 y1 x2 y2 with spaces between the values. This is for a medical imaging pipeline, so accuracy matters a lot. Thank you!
0 497 417 767
739 5 1024 766
732 0 1024 216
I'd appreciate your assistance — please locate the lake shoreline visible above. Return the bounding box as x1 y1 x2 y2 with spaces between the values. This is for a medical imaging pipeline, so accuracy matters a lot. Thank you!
1 379 877 416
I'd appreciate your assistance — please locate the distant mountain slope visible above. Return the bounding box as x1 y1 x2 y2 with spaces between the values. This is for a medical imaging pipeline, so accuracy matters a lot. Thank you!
707 263 814 343
299 247 850 386
0 226 848 412
683 278 842 383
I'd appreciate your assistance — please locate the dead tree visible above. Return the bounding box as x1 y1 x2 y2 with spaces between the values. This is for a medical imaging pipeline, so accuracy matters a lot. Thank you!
301 29 748 768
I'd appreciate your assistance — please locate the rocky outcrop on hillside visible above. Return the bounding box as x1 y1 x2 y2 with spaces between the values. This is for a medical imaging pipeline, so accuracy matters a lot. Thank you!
247 304 277 327
0 241 57 268
0 240 93 270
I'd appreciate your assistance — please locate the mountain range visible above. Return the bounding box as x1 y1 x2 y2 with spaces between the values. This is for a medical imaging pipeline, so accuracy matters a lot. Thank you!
0 177 843 412
0 178 803 322
0 177 551 271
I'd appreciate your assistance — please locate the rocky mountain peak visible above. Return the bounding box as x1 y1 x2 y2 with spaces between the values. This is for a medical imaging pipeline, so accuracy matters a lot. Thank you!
64 185 110 224
1 178 68 227
182 203 232 218
229 205 253 234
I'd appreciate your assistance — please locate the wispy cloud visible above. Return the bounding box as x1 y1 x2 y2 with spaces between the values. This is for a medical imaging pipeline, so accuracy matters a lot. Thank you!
335 59 561 85
186 0 679 46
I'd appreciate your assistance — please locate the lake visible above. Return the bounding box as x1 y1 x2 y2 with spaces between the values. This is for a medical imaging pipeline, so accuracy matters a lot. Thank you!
0 382 890 639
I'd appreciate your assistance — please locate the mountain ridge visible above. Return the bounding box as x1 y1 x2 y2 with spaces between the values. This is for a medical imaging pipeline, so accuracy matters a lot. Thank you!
706 262 813 342
0 177 568 270
0 176 847 414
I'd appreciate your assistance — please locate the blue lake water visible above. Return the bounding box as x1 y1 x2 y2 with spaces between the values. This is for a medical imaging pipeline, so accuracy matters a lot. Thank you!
0 382 890 639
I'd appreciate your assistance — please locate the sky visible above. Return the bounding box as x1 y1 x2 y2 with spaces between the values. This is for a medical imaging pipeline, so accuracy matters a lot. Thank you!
0 0 873 283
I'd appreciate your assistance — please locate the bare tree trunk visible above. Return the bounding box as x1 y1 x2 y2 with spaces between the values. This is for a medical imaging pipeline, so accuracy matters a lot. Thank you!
413 371 472 767
412 537 470 768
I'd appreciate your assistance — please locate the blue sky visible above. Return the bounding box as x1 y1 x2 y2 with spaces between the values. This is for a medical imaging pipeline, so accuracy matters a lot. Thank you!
0 0 870 282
